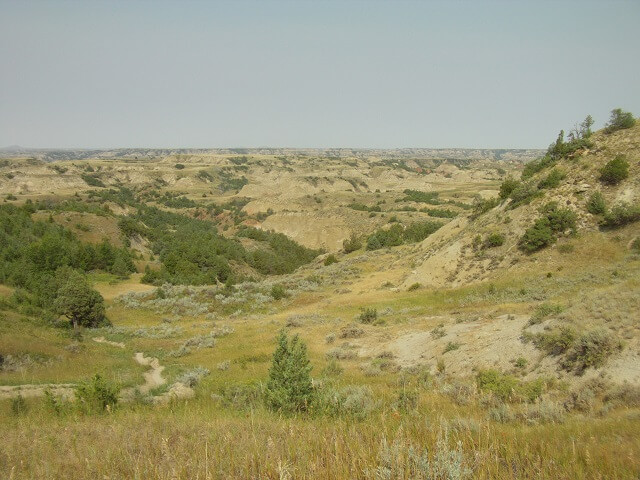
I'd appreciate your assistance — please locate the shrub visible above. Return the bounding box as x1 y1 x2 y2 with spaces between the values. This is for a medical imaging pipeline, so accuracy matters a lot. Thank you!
342 233 362 253
265 330 314 413
528 302 564 325
563 329 622 374
393 389 418 412
358 307 378 324
522 155 556 180
519 218 554 253
444 341 461 353
531 326 576 356
499 178 520 200
508 182 541 209
174 163 185 169
323 254 338 266
586 191 607 215
176 367 210 387
484 232 505 248
476 369 518 402
600 155 629 185
339 323 364 338
537 168 566 189
270 284 287 300
472 197 500 217
318 385 377 420
519 204 577 253
601 202 640 228
604 108 635 133
75 374 120 413
407 282 421 291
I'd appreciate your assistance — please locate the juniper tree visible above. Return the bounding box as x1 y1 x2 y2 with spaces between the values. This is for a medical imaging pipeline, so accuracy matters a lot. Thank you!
265 330 314 413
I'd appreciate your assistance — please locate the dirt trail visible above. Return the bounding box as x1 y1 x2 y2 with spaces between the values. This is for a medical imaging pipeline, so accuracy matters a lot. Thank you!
0 344 194 402
0 383 75 400
132 352 165 393
93 336 126 348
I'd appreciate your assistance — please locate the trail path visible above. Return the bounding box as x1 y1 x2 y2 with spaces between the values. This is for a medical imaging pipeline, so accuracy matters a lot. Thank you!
0 340 194 402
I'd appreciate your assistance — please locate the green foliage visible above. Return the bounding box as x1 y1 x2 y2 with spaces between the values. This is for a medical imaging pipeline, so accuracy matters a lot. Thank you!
604 108 635 133
483 232 505 248
476 369 543 403
0 204 134 308
563 329 622 374
270 284 288 300
265 330 314 413
324 254 338 266
419 207 457 218
443 341 461 353
499 178 520 199
537 168 566 189
402 189 441 204
519 203 577 253
476 370 519 402
342 233 362 253
75 374 120 413
518 218 554 253
530 326 576 356
586 191 607 215
599 155 629 185
366 221 441 250
472 197 500 217
528 302 564 325
508 182 541 208
358 307 378 324
80 173 105 188
174 163 185 169
237 227 321 276
521 155 556 180
54 270 108 329
347 203 381 213
407 282 421 291
601 202 640 228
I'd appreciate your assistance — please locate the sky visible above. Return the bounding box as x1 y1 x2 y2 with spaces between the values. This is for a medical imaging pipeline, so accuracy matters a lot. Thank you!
1 0 638 149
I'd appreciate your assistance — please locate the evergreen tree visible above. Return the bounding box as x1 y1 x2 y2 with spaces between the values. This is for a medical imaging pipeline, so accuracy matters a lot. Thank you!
54 271 108 329
265 330 314 413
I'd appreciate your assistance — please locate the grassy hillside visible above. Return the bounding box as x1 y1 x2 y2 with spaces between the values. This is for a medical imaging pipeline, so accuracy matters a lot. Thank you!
1 115 639 479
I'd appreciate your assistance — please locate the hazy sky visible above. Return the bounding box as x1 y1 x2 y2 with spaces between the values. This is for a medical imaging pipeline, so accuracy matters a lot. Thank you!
1 0 638 149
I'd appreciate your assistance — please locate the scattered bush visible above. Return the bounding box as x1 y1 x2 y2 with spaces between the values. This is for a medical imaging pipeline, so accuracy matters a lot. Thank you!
563 329 622 374
586 191 607 215
270 284 288 300
604 108 635 134
601 202 640 228
519 203 577 253
499 178 520 200
483 232 505 248
75 374 120 413
599 155 629 185
407 282 421 291
358 307 378 324
323 254 338 266
537 168 566 189
528 302 564 325
444 341 461 353
342 233 362 253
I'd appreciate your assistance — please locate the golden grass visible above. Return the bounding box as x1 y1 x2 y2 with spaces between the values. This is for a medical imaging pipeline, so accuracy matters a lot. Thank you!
1 396 639 479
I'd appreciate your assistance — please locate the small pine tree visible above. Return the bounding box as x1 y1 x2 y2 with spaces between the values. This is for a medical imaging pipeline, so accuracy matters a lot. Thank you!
604 108 635 133
265 330 314 413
